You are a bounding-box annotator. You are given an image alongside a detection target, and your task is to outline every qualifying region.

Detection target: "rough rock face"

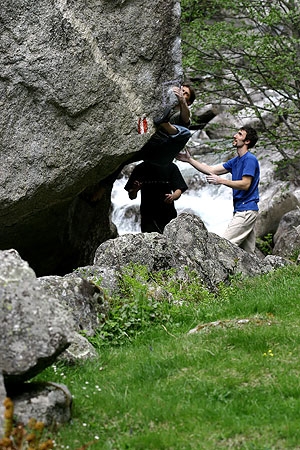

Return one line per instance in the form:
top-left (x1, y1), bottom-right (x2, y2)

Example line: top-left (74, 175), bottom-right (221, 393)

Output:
top-left (94, 228), bottom-right (198, 276)
top-left (0, 250), bottom-right (73, 385)
top-left (6, 382), bottom-right (73, 428)
top-left (164, 214), bottom-right (274, 288)
top-left (94, 213), bottom-right (276, 292)
top-left (0, 0), bottom-right (183, 275)
top-left (273, 209), bottom-right (300, 258)
top-left (38, 274), bottom-right (108, 337)
top-left (249, 146), bottom-right (300, 238)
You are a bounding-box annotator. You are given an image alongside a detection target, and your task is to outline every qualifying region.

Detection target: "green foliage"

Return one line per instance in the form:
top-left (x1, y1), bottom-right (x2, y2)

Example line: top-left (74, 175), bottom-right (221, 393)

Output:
top-left (146, 266), bottom-right (213, 304)
top-left (290, 248), bottom-right (300, 262)
top-left (90, 264), bottom-right (214, 347)
top-left (256, 233), bottom-right (274, 255)
top-left (91, 293), bottom-right (169, 347)
top-left (33, 265), bottom-right (300, 449)
top-left (181, 0), bottom-right (300, 159)
top-left (274, 155), bottom-right (300, 182)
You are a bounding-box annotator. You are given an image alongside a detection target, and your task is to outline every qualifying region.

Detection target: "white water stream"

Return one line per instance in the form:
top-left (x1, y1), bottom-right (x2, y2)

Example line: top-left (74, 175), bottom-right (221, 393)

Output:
top-left (111, 160), bottom-right (233, 236)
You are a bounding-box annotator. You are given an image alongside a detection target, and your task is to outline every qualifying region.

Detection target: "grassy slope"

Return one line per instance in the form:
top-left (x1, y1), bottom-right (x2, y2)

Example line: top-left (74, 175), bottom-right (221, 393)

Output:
top-left (34, 265), bottom-right (300, 450)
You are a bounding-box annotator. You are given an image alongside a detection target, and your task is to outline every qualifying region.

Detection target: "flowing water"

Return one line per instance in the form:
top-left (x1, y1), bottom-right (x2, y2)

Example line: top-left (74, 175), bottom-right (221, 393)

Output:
top-left (111, 160), bottom-right (233, 236)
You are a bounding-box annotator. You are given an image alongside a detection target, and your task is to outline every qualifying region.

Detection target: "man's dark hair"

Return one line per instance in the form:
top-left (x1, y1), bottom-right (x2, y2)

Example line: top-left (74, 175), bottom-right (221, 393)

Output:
top-left (182, 82), bottom-right (196, 105)
top-left (241, 126), bottom-right (258, 149)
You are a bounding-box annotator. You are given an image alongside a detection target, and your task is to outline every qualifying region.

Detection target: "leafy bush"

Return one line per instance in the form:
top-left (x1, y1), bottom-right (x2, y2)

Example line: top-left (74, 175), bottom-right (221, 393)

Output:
top-left (290, 248), bottom-right (300, 263)
top-left (90, 264), bottom-right (214, 347)
top-left (256, 233), bottom-right (274, 255)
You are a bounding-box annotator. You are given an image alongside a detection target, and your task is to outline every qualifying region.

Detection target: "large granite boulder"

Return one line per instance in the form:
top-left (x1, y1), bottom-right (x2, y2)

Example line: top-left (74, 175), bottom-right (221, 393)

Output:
top-left (5, 382), bottom-right (73, 429)
top-left (38, 274), bottom-right (108, 337)
top-left (256, 156), bottom-right (300, 238)
top-left (0, 249), bottom-right (73, 385)
top-left (94, 226), bottom-right (198, 276)
top-left (94, 213), bottom-right (278, 292)
top-left (273, 209), bottom-right (300, 258)
top-left (0, 0), bottom-right (183, 276)
top-left (163, 213), bottom-right (274, 289)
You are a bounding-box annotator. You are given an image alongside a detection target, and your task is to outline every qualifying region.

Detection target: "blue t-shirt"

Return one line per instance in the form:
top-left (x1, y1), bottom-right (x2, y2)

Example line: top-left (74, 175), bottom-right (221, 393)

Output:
top-left (223, 152), bottom-right (260, 212)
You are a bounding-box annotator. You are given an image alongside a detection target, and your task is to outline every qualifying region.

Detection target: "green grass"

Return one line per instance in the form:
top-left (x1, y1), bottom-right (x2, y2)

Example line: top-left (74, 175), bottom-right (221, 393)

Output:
top-left (33, 265), bottom-right (300, 450)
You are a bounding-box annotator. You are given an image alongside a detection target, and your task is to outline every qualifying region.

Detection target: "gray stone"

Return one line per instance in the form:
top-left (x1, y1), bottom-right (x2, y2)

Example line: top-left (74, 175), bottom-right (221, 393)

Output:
top-left (7, 382), bottom-right (72, 428)
top-left (164, 213), bottom-right (273, 290)
top-left (38, 274), bottom-right (108, 337)
top-left (0, 249), bottom-right (73, 384)
top-left (0, 0), bottom-right (183, 275)
top-left (94, 228), bottom-right (199, 280)
top-left (58, 332), bottom-right (98, 364)
top-left (71, 265), bottom-right (120, 297)
top-left (94, 213), bottom-right (274, 292)
top-left (273, 209), bottom-right (300, 259)
top-left (264, 254), bottom-right (294, 269)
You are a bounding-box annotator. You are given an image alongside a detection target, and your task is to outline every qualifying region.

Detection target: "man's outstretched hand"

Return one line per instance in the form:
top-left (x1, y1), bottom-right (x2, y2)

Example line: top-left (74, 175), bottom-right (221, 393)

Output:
top-left (176, 149), bottom-right (192, 162)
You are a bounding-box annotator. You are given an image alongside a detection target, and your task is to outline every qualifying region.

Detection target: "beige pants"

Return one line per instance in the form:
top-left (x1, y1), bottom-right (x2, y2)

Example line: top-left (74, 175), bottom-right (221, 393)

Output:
top-left (222, 210), bottom-right (259, 253)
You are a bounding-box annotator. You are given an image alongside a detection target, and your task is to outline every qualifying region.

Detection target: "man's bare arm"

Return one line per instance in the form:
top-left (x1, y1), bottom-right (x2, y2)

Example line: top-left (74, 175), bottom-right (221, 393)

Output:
top-left (172, 87), bottom-right (190, 125)
top-left (176, 149), bottom-right (227, 175)
top-left (206, 174), bottom-right (252, 190)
